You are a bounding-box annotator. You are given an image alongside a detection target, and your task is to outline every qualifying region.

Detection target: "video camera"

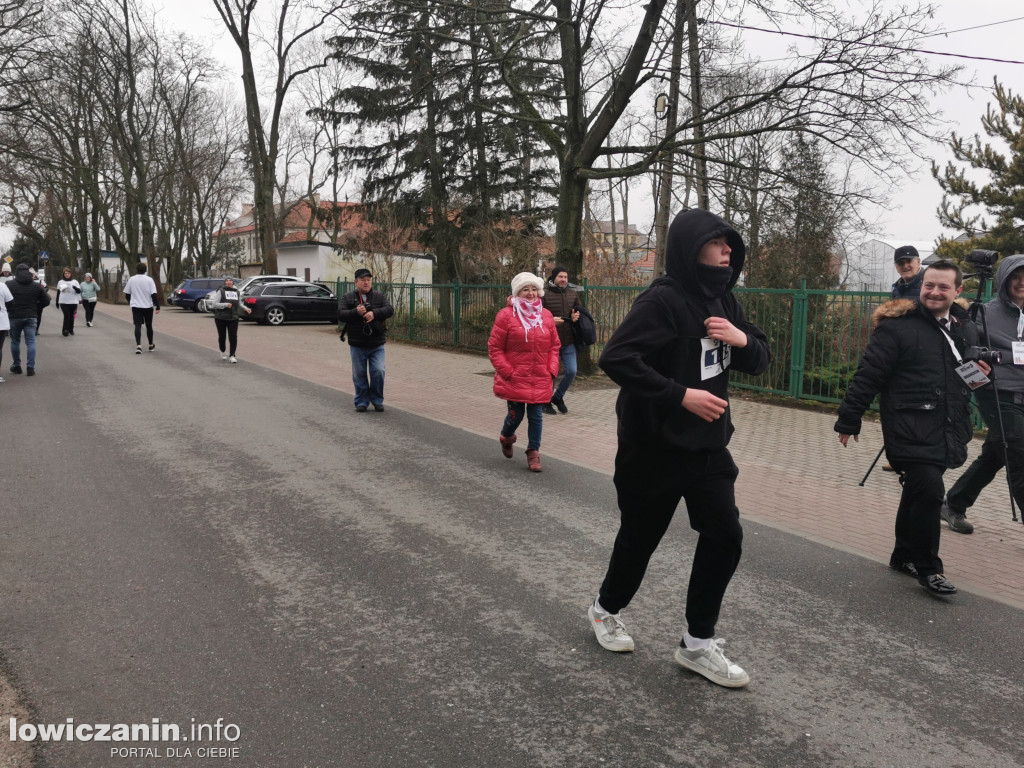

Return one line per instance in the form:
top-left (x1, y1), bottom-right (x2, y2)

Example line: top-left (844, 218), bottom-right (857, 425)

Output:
top-left (966, 248), bottom-right (999, 272)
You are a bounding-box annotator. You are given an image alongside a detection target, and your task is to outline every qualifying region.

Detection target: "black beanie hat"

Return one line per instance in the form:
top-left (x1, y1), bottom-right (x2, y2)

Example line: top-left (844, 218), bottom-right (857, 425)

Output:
top-left (549, 265), bottom-right (567, 281)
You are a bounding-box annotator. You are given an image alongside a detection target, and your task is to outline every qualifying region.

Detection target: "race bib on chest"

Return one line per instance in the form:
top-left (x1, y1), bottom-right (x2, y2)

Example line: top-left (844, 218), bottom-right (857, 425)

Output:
top-left (224, 290), bottom-right (239, 301)
top-left (700, 337), bottom-right (731, 381)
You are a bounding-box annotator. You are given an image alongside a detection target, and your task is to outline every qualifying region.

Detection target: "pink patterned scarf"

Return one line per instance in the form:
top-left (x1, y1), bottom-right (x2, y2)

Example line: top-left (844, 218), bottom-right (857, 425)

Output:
top-left (512, 297), bottom-right (545, 340)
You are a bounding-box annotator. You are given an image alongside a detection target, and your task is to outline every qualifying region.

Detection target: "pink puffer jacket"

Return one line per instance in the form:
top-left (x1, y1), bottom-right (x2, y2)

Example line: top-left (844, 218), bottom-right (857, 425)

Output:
top-left (488, 306), bottom-right (561, 404)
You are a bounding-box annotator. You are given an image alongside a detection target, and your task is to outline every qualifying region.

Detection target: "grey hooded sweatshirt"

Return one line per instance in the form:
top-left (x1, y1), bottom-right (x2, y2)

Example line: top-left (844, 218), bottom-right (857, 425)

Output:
top-left (977, 253), bottom-right (1024, 393)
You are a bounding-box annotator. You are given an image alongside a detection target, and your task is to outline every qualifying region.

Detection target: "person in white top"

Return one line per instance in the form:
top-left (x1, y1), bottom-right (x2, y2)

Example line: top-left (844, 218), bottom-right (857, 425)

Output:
top-left (123, 263), bottom-right (161, 354)
top-left (57, 267), bottom-right (82, 337)
top-left (0, 278), bottom-right (13, 382)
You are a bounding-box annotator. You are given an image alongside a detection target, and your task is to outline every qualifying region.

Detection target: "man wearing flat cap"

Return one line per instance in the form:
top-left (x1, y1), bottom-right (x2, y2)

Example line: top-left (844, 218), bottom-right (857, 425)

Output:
top-left (891, 245), bottom-right (923, 301)
top-left (338, 268), bottom-right (394, 412)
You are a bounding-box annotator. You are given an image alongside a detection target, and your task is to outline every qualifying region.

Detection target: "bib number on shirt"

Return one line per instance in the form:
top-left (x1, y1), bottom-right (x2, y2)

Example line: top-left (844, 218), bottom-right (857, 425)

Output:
top-left (700, 337), bottom-right (731, 381)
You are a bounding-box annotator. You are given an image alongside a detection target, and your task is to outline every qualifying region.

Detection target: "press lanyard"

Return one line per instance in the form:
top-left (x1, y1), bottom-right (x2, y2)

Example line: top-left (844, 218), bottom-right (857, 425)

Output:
top-left (937, 318), bottom-right (962, 363)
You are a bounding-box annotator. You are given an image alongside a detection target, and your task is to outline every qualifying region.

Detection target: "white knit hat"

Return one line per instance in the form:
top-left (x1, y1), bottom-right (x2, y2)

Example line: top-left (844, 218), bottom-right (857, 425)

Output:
top-left (510, 271), bottom-right (544, 297)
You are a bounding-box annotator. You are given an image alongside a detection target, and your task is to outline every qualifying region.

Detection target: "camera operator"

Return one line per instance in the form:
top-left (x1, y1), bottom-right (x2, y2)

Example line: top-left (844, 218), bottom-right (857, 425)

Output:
top-left (835, 260), bottom-right (990, 595)
top-left (941, 254), bottom-right (1024, 533)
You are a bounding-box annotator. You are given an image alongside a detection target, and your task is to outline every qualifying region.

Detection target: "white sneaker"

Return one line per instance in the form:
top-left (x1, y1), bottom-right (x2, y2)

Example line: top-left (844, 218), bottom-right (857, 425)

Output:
top-left (0, 376), bottom-right (5, 383)
top-left (221, 352), bottom-right (228, 360)
top-left (588, 603), bottom-right (634, 652)
top-left (229, 356), bottom-right (237, 364)
top-left (674, 639), bottom-right (750, 688)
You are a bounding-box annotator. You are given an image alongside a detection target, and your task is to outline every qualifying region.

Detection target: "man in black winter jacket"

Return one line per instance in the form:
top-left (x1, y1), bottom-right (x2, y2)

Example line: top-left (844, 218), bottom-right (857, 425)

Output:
top-left (7, 263), bottom-right (51, 375)
top-left (835, 260), bottom-right (988, 595)
top-left (338, 268), bottom-right (394, 412)
top-left (587, 209), bottom-right (771, 688)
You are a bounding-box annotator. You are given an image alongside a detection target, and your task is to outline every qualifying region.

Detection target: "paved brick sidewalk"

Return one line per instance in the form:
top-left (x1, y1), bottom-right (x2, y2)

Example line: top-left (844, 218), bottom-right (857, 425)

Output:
top-left (95, 302), bottom-right (1024, 609)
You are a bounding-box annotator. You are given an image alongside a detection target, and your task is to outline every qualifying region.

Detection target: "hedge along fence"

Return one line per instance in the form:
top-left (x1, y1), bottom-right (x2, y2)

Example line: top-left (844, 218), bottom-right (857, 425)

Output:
top-left (334, 278), bottom-right (903, 406)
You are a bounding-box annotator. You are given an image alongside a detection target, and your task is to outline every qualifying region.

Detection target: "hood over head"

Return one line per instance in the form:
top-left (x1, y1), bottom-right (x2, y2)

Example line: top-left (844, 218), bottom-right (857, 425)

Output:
top-left (663, 209), bottom-right (745, 295)
top-left (14, 263), bottom-right (33, 285)
top-left (995, 253), bottom-right (1024, 305)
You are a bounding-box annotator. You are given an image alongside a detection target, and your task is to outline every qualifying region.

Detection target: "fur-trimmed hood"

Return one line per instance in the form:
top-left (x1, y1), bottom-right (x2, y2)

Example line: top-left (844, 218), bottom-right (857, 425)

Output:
top-left (871, 297), bottom-right (969, 329)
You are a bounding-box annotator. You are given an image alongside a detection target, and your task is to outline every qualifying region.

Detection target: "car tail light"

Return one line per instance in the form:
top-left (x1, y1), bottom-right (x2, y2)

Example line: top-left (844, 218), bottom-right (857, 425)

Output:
top-left (244, 297), bottom-right (257, 305)
top-left (175, 289), bottom-right (185, 295)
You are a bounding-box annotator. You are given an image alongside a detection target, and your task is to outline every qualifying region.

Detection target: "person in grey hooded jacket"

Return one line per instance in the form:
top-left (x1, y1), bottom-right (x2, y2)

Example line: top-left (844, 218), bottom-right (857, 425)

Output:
top-left (941, 253), bottom-right (1024, 534)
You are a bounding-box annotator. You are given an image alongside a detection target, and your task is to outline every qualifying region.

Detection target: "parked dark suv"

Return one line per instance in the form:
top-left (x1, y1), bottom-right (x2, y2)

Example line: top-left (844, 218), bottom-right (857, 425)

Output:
top-left (168, 277), bottom-right (233, 312)
top-left (242, 282), bottom-right (339, 325)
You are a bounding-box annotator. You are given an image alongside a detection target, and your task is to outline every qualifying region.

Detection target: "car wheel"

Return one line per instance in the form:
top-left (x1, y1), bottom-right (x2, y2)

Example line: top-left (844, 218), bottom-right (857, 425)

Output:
top-left (266, 307), bottom-right (286, 325)
top-left (190, 300), bottom-right (200, 313)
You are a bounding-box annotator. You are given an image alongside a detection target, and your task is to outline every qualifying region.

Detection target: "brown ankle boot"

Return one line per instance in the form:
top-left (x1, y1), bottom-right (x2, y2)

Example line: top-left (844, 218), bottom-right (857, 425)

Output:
top-left (499, 433), bottom-right (516, 458)
top-left (525, 449), bottom-right (542, 472)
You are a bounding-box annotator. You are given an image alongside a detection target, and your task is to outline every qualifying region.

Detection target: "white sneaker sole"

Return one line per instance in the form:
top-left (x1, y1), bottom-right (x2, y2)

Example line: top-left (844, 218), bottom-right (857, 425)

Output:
top-left (673, 647), bottom-right (750, 688)
top-left (587, 605), bottom-right (634, 652)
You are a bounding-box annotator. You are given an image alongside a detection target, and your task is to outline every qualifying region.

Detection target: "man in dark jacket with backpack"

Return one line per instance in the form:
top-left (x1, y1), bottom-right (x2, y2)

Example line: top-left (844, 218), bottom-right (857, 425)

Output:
top-left (587, 209), bottom-right (771, 688)
top-left (338, 268), bottom-right (394, 412)
top-left (541, 266), bottom-right (583, 415)
top-left (835, 260), bottom-right (987, 596)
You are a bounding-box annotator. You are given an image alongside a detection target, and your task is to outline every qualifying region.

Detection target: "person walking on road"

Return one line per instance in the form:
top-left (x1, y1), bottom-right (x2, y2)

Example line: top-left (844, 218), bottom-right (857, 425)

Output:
top-left (80, 273), bottom-right (100, 327)
top-left (587, 209), bottom-right (771, 688)
top-left (57, 267), bottom-right (82, 337)
top-left (489, 272), bottom-right (560, 472)
top-left (30, 268), bottom-right (46, 334)
top-left (835, 260), bottom-right (987, 595)
top-left (211, 276), bottom-right (251, 363)
top-left (338, 268), bottom-right (394, 412)
top-left (940, 254), bottom-right (1024, 534)
top-left (124, 263), bottom-right (161, 354)
top-left (7, 263), bottom-right (50, 376)
top-left (541, 266), bottom-right (583, 415)
top-left (0, 277), bottom-right (12, 382)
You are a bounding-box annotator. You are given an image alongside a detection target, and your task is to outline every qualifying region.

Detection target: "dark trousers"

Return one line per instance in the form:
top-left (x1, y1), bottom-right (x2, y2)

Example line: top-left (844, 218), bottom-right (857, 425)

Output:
top-left (947, 390), bottom-right (1024, 514)
top-left (83, 300), bottom-right (97, 323)
top-left (60, 303), bottom-right (76, 334)
top-left (0, 329), bottom-right (6, 366)
top-left (598, 442), bottom-right (743, 640)
top-left (215, 318), bottom-right (239, 355)
top-left (131, 307), bottom-right (155, 345)
top-left (891, 462), bottom-right (945, 577)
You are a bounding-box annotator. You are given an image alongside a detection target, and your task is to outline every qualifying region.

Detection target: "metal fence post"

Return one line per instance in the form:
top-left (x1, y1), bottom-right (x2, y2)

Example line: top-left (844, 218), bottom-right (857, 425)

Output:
top-left (789, 280), bottom-right (809, 399)
top-left (453, 279), bottom-right (461, 347)
top-left (409, 279), bottom-right (415, 341)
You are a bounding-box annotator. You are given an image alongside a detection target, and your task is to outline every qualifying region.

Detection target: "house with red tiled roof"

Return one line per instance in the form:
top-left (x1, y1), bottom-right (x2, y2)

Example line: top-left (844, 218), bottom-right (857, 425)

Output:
top-left (214, 196), bottom-right (433, 284)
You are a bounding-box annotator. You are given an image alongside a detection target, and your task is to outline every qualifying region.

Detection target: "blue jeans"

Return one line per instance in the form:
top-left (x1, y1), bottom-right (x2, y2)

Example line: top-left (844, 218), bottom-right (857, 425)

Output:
top-left (502, 402), bottom-right (544, 451)
top-left (553, 343), bottom-right (577, 400)
top-left (9, 317), bottom-right (38, 368)
top-left (350, 345), bottom-right (386, 407)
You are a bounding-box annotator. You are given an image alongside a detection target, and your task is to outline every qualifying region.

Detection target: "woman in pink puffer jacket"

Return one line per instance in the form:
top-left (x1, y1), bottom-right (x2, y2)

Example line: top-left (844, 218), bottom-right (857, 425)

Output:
top-left (488, 272), bottom-right (561, 472)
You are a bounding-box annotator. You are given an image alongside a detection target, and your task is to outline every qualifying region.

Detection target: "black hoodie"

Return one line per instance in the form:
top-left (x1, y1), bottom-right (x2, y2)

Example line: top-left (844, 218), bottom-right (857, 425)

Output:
top-left (599, 209), bottom-right (771, 450)
top-left (7, 264), bottom-right (50, 319)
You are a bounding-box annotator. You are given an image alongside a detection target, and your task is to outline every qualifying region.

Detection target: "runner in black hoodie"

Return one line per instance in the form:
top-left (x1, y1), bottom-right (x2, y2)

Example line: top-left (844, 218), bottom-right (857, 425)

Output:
top-left (587, 208), bottom-right (771, 688)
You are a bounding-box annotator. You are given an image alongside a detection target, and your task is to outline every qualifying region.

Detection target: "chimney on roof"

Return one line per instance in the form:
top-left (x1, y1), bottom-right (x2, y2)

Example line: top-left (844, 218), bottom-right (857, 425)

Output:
top-left (312, 192), bottom-right (321, 206)
top-left (241, 203), bottom-right (254, 217)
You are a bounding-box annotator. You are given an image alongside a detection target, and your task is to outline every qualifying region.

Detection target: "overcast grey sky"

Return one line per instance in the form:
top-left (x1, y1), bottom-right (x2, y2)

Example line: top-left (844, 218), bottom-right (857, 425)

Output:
top-left (2, 1), bottom-right (1020, 252)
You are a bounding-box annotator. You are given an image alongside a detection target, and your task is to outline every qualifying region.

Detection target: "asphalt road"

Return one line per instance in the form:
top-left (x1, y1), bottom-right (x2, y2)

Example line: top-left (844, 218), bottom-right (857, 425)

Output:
top-left (1, 317), bottom-right (1023, 768)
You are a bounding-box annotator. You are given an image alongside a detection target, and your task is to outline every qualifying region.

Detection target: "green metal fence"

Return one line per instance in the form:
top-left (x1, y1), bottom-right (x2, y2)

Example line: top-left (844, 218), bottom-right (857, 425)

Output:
top-left (334, 278), bottom-right (907, 406)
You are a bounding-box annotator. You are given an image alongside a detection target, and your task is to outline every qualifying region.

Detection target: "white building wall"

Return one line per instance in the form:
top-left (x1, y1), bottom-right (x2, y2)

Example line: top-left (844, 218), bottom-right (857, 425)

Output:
top-left (843, 239), bottom-right (935, 292)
